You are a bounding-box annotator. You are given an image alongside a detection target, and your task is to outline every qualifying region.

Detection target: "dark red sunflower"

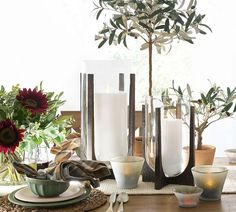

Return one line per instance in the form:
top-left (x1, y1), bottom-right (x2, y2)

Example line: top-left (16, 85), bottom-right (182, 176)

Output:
top-left (0, 119), bottom-right (25, 154)
top-left (16, 88), bottom-right (48, 115)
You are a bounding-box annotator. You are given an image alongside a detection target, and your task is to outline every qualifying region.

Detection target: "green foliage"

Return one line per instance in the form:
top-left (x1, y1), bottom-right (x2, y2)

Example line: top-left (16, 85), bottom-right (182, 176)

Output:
top-left (94, 0), bottom-right (211, 52)
top-left (0, 83), bottom-right (72, 151)
top-left (163, 81), bottom-right (236, 149)
top-left (93, 0), bottom-right (211, 96)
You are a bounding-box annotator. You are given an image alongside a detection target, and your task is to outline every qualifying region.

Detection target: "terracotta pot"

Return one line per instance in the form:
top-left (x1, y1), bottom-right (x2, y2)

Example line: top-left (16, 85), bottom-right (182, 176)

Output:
top-left (183, 145), bottom-right (216, 166)
top-left (134, 137), bottom-right (142, 157)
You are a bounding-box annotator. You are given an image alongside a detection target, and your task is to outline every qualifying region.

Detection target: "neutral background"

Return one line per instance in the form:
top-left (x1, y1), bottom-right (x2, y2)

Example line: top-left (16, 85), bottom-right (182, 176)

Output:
top-left (0, 0), bottom-right (235, 156)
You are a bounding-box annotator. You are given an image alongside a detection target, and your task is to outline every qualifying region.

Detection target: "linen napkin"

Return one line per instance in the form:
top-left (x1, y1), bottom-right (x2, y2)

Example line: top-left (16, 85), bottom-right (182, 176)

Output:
top-left (47, 160), bottom-right (111, 188)
top-left (13, 159), bottom-right (111, 188)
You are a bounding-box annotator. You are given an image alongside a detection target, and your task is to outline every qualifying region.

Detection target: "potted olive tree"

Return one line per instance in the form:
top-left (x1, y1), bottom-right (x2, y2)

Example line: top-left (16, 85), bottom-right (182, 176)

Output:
top-left (94, 0), bottom-right (211, 96)
top-left (163, 81), bottom-right (236, 165)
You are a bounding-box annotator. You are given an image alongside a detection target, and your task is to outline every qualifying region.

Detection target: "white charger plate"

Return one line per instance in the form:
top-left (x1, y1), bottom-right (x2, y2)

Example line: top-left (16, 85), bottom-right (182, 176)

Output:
top-left (8, 186), bottom-right (91, 209)
top-left (14, 182), bottom-right (84, 203)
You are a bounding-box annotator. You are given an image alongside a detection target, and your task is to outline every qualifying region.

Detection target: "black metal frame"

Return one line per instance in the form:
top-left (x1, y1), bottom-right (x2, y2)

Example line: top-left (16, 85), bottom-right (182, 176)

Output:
top-left (142, 105), bottom-right (195, 189)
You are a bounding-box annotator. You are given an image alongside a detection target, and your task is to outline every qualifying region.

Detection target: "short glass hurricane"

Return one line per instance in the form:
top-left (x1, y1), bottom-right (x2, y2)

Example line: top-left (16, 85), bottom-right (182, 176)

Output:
top-left (110, 156), bottom-right (144, 189)
top-left (191, 166), bottom-right (228, 201)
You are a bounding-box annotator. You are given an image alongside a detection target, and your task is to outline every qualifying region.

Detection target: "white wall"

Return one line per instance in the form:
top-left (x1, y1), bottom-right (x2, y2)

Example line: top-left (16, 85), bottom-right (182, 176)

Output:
top-left (0, 0), bottom-right (235, 156)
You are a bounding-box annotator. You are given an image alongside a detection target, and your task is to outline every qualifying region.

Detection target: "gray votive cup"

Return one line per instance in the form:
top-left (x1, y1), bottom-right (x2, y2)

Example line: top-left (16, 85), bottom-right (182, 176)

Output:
top-left (110, 156), bottom-right (144, 189)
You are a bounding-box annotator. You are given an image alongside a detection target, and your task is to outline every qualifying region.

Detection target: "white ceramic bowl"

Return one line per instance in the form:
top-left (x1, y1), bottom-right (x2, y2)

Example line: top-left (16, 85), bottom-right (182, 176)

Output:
top-left (225, 149), bottom-right (236, 164)
top-left (173, 185), bottom-right (203, 207)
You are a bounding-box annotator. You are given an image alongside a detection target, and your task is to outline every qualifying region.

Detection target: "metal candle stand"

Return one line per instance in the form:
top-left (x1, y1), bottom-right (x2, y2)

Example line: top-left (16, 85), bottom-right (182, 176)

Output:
top-left (80, 73), bottom-right (136, 161)
top-left (142, 106), bottom-right (195, 189)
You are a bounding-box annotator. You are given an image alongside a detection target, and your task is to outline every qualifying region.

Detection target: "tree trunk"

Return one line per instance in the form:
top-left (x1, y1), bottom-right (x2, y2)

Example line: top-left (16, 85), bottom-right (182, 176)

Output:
top-left (196, 130), bottom-right (203, 150)
top-left (148, 39), bottom-right (152, 96)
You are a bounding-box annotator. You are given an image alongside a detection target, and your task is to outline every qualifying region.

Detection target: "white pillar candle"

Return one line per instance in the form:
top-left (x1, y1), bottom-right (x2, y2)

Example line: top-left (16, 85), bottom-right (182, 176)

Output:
top-left (162, 119), bottom-right (182, 177)
top-left (94, 93), bottom-right (128, 161)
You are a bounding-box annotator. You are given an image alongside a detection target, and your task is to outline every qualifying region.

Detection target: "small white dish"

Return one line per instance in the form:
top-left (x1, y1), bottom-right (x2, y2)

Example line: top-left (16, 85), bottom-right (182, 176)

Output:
top-left (225, 149), bottom-right (236, 164)
top-left (15, 182), bottom-right (83, 203)
top-left (173, 185), bottom-right (203, 207)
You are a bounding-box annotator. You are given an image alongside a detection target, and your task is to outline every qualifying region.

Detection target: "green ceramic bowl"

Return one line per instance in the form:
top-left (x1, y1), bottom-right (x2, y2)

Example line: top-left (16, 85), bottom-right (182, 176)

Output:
top-left (27, 177), bottom-right (70, 197)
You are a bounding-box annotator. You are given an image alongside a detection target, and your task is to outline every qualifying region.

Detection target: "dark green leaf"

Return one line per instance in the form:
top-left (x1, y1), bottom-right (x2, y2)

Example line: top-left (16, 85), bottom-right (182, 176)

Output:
top-left (138, 22), bottom-right (149, 29)
top-left (110, 19), bottom-right (118, 29)
top-left (150, 9), bottom-right (162, 18)
top-left (137, 1), bottom-right (146, 10)
top-left (117, 2), bottom-right (125, 6)
top-left (155, 25), bottom-right (165, 30)
top-left (123, 36), bottom-right (128, 48)
top-left (109, 30), bottom-right (116, 45)
top-left (164, 18), bottom-right (170, 33)
top-left (162, 6), bottom-right (174, 13)
top-left (227, 87), bottom-right (231, 96)
top-left (139, 15), bottom-right (149, 20)
top-left (199, 24), bottom-right (212, 32)
top-left (116, 17), bottom-right (125, 28)
top-left (199, 29), bottom-right (207, 34)
top-left (234, 104), bottom-right (236, 112)
top-left (210, 93), bottom-right (218, 101)
top-left (222, 102), bottom-right (233, 112)
top-left (183, 38), bottom-right (194, 44)
top-left (185, 11), bottom-right (195, 31)
top-left (129, 32), bottom-right (138, 38)
top-left (154, 14), bottom-right (164, 25)
top-left (201, 93), bottom-right (208, 105)
top-left (206, 87), bottom-right (215, 99)
top-left (96, 9), bottom-right (103, 20)
top-left (178, 86), bottom-right (183, 96)
top-left (98, 38), bottom-right (107, 48)
top-left (175, 25), bottom-right (180, 33)
top-left (118, 31), bottom-right (124, 44)
top-left (99, 0), bottom-right (103, 7)
top-left (175, 15), bottom-right (184, 25)
top-left (193, 14), bottom-right (203, 24)
top-left (178, 12), bottom-right (187, 19)
top-left (146, 2), bottom-right (152, 9)
top-left (215, 98), bottom-right (225, 102)
top-left (0, 110), bottom-right (6, 120)
top-left (99, 28), bottom-right (109, 34)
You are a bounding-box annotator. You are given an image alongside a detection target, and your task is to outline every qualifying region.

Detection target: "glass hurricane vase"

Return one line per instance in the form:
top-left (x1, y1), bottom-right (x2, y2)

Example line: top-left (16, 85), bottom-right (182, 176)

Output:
top-left (144, 95), bottom-right (189, 177)
top-left (0, 152), bottom-right (26, 196)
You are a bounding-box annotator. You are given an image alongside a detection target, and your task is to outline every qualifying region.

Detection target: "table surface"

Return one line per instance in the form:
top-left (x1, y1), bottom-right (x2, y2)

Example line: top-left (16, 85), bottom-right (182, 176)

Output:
top-left (93, 157), bottom-right (236, 212)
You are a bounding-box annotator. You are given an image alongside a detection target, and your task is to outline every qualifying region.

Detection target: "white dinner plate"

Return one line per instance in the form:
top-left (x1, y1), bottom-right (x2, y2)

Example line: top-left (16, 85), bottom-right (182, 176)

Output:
top-left (14, 182), bottom-right (84, 203)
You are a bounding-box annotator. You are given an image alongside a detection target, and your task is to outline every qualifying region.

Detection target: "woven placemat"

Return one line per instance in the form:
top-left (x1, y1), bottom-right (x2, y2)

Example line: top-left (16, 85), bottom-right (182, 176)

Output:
top-left (99, 168), bottom-right (236, 195)
top-left (0, 189), bottom-right (107, 212)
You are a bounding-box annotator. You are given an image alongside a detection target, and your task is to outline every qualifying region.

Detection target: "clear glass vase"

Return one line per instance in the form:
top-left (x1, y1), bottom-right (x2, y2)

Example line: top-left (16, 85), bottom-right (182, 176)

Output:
top-left (23, 144), bottom-right (50, 170)
top-left (144, 95), bottom-right (189, 177)
top-left (0, 152), bottom-right (26, 196)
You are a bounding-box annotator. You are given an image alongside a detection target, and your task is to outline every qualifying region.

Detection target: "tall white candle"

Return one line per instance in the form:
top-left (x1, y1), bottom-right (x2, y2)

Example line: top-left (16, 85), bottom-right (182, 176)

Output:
top-left (94, 93), bottom-right (128, 161)
top-left (162, 119), bottom-right (182, 177)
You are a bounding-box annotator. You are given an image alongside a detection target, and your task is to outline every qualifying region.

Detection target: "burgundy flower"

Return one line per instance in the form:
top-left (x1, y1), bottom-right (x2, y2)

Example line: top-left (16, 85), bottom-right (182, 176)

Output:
top-left (0, 119), bottom-right (25, 154)
top-left (16, 88), bottom-right (48, 115)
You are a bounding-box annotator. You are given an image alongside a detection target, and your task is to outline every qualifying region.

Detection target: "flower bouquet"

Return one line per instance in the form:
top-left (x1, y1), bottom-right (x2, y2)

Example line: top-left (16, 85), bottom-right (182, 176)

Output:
top-left (0, 82), bottom-right (71, 185)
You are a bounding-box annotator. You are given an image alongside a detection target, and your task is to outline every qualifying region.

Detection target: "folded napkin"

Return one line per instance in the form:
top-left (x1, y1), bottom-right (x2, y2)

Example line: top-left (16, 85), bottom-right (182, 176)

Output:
top-left (13, 134), bottom-right (111, 188)
top-left (13, 160), bottom-right (111, 188)
top-left (47, 160), bottom-right (111, 188)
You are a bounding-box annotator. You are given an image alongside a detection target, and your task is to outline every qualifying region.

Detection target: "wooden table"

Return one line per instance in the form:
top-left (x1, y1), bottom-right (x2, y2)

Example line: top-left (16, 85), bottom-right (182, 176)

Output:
top-left (93, 194), bottom-right (236, 212)
top-left (92, 158), bottom-right (236, 212)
